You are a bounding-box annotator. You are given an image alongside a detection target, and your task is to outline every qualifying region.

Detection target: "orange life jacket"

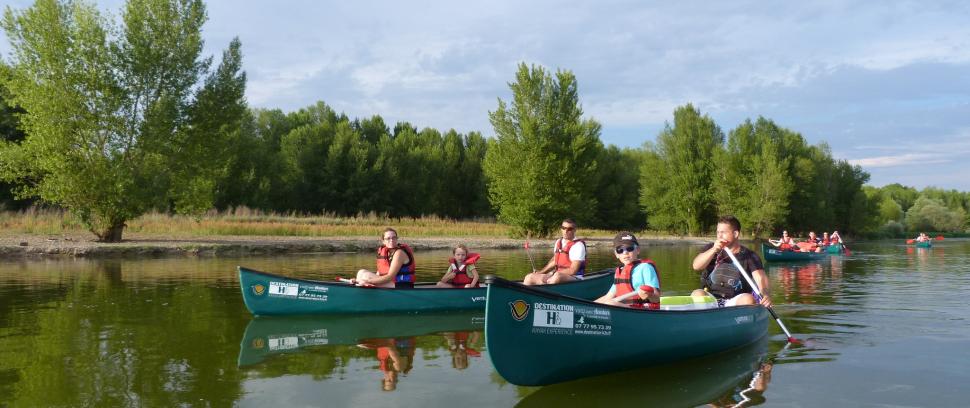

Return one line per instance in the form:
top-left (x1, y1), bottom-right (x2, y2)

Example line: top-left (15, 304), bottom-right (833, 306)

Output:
top-left (448, 253), bottom-right (480, 286)
top-left (613, 259), bottom-right (660, 309)
top-left (554, 239), bottom-right (586, 277)
top-left (377, 243), bottom-right (416, 283)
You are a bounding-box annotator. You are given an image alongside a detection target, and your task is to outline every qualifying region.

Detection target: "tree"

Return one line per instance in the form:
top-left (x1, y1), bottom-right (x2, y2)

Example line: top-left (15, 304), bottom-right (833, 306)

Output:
top-left (905, 196), bottom-right (965, 232)
top-left (0, 62), bottom-right (30, 210)
top-left (640, 104), bottom-right (723, 235)
top-left (713, 118), bottom-right (792, 237)
top-left (0, 0), bottom-right (246, 241)
top-left (483, 63), bottom-right (602, 236)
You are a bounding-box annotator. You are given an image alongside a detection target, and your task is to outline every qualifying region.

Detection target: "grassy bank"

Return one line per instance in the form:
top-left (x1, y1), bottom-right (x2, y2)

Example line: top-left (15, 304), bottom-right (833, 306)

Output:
top-left (0, 207), bottom-right (640, 239)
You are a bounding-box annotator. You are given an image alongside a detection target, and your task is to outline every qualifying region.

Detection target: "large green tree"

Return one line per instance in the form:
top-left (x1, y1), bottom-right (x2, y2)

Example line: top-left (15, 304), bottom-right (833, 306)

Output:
top-left (483, 63), bottom-right (602, 236)
top-left (0, 0), bottom-right (246, 241)
top-left (713, 118), bottom-right (792, 237)
top-left (640, 104), bottom-right (723, 235)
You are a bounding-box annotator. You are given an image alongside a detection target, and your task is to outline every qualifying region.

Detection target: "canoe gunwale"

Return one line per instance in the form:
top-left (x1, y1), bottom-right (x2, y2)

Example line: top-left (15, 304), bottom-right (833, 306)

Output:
top-left (239, 265), bottom-right (614, 291)
top-left (486, 276), bottom-right (764, 315)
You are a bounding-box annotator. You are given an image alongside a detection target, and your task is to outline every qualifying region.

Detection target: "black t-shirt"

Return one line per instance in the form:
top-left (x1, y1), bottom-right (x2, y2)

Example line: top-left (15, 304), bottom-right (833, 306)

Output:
top-left (699, 243), bottom-right (765, 296)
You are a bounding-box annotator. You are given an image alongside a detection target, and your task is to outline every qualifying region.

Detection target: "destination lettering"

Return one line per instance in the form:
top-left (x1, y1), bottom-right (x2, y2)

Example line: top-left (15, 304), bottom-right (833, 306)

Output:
top-left (534, 302), bottom-right (574, 312)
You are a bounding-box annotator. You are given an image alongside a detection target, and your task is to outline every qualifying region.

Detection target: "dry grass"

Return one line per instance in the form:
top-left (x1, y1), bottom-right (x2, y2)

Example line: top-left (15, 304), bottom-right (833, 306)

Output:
top-left (0, 206), bottom-right (662, 239)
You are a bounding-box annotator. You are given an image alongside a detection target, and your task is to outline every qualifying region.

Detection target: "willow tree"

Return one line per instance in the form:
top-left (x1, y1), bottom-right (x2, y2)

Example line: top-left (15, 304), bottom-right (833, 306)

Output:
top-left (0, 0), bottom-right (246, 241)
top-left (483, 63), bottom-right (602, 236)
top-left (640, 104), bottom-right (723, 235)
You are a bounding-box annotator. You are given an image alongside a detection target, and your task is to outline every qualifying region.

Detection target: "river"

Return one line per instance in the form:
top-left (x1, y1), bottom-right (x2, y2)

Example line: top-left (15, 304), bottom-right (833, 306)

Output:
top-left (1, 239), bottom-right (968, 407)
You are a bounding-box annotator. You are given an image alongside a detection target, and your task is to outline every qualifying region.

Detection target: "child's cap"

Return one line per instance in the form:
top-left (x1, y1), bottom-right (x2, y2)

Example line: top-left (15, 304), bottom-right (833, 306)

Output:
top-left (613, 232), bottom-right (638, 248)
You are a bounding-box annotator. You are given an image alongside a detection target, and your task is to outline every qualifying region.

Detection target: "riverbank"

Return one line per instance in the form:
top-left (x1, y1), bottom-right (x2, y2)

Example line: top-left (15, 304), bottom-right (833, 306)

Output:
top-left (0, 232), bottom-right (710, 259)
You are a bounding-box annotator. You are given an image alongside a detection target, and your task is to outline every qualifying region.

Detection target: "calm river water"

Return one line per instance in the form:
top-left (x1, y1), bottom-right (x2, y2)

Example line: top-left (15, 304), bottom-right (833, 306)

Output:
top-left (1, 239), bottom-right (969, 407)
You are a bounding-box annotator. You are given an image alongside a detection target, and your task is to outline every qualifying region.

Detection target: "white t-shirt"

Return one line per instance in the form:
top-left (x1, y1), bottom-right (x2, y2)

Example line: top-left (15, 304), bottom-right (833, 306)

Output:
top-left (554, 238), bottom-right (587, 262)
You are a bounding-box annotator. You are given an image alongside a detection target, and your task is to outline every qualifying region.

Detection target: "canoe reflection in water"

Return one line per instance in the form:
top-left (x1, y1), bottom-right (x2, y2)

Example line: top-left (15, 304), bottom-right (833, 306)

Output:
top-left (357, 337), bottom-right (416, 391)
top-left (516, 336), bottom-right (772, 408)
top-left (237, 311), bottom-right (484, 366)
top-left (443, 331), bottom-right (482, 370)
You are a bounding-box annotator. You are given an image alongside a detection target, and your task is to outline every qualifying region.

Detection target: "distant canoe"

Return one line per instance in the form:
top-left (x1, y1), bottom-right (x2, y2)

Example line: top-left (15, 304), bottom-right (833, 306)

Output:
top-left (762, 243), bottom-right (831, 262)
top-left (238, 311), bottom-right (484, 366)
top-left (238, 266), bottom-right (613, 316)
top-left (913, 241), bottom-right (932, 248)
top-left (484, 276), bottom-right (769, 386)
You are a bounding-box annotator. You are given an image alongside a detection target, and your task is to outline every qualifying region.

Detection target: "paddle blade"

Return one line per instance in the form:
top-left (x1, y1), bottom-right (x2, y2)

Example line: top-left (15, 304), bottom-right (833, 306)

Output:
top-left (936, 235), bottom-right (945, 241)
top-left (906, 239), bottom-right (915, 244)
top-left (787, 336), bottom-right (801, 344)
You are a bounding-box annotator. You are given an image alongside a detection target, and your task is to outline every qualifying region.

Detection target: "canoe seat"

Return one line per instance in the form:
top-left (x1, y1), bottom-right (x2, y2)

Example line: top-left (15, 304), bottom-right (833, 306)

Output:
top-left (659, 295), bottom-right (717, 310)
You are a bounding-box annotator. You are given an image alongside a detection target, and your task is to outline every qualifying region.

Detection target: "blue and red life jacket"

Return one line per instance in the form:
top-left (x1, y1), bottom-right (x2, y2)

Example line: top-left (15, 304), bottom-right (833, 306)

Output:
top-left (377, 243), bottom-right (416, 283)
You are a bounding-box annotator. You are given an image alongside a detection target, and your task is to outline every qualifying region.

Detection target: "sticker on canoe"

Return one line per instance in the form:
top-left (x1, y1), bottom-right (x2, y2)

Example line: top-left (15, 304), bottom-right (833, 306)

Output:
top-left (510, 300), bottom-right (531, 321)
top-left (471, 296), bottom-right (486, 302)
top-left (530, 303), bottom-right (613, 336)
top-left (297, 285), bottom-right (329, 302)
top-left (735, 315), bottom-right (753, 324)
top-left (251, 283), bottom-right (266, 296)
top-left (268, 336), bottom-right (299, 351)
top-left (269, 281), bottom-right (299, 297)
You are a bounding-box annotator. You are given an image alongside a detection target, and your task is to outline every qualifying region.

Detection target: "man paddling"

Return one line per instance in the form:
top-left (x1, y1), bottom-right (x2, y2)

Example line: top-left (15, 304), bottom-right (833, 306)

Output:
top-left (691, 215), bottom-right (772, 307)
top-left (523, 218), bottom-right (586, 285)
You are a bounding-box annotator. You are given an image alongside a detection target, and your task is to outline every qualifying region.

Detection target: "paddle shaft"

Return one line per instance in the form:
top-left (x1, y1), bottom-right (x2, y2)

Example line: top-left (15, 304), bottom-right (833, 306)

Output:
top-left (525, 243), bottom-right (537, 272)
top-left (722, 247), bottom-right (798, 342)
top-left (612, 285), bottom-right (653, 302)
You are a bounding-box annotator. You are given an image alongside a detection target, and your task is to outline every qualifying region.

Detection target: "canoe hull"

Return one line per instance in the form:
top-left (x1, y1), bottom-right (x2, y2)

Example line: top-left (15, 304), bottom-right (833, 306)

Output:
top-left (238, 266), bottom-right (613, 315)
top-left (484, 277), bottom-right (769, 386)
top-left (914, 241), bottom-right (932, 248)
top-left (762, 243), bottom-right (831, 262)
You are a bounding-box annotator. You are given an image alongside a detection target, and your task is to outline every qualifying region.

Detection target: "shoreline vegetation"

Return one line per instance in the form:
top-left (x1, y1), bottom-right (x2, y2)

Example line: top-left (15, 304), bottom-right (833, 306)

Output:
top-left (0, 208), bottom-right (709, 259)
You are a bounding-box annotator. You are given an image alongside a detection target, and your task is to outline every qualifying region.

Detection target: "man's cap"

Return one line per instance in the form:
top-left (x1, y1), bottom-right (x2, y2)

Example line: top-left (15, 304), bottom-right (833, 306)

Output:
top-left (613, 232), bottom-right (639, 248)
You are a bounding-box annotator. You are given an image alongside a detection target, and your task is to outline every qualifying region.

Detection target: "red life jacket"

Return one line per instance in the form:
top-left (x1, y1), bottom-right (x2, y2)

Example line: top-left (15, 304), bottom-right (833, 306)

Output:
top-left (613, 259), bottom-right (660, 309)
top-left (377, 243), bottom-right (416, 283)
top-left (779, 236), bottom-right (794, 251)
top-left (554, 239), bottom-right (586, 277)
top-left (448, 253), bottom-right (480, 286)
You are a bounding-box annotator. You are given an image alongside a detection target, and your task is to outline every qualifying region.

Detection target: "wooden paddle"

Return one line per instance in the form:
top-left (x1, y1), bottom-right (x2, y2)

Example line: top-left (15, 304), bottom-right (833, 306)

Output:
top-left (722, 247), bottom-right (800, 344)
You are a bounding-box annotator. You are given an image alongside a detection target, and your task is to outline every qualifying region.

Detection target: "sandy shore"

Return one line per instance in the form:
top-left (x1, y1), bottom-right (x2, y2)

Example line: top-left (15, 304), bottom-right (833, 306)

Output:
top-left (0, 232), bottom-right (709, 259)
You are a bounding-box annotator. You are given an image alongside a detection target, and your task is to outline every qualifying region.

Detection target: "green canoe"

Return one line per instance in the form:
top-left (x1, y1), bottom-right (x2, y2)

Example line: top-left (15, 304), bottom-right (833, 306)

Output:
top-left (238, 311), bottom-right (484, 366)
top-left (239, 266), bottom-right (613, 316)
top-left (914, 241), bottom-right (932, 248)
top-left (762, 242), bottom-right (831, 262)
top-left (484, 277), bottom-right (769, 386)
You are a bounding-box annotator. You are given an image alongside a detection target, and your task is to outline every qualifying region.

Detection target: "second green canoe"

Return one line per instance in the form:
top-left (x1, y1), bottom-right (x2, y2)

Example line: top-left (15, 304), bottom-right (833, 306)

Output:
top-left (239, 266), bottom-right (613, 316)
top-left (485, 277), bottom-right (769, 386)
top-left (762, 242), bottom-right (841, 262)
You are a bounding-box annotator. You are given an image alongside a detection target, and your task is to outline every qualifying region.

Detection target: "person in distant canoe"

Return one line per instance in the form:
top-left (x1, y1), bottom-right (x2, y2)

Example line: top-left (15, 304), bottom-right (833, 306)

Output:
top-left (830, 230), bottom-right (843, 244)
top-left (914, 232), bottom-right (931, 243)
top-left (772, 230), bottom-right (796, 251)
top-left (523, 218), bottom-right (586, 285)
top-left (798, 231), bottom-right (820, 252)
top-left (355, 227), bottom-right (416, 288)
top-left (436, 244), bottom-right (480, 288)
top-left (594, 232), bottom-right (661, 308)
top-left (821, 232), bottom-right (831, 247)
top-left (691, 215), bottom-right (772, 308)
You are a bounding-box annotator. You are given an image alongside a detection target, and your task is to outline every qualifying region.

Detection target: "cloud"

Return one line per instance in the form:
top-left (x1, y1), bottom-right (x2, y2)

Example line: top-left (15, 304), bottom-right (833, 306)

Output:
top-left (849, 153), bottom-right (950, 168)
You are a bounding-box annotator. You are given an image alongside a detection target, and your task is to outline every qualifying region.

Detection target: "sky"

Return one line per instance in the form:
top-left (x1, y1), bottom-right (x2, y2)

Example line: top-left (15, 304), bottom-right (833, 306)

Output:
top-left (2, 0), bottom-right (969, 190)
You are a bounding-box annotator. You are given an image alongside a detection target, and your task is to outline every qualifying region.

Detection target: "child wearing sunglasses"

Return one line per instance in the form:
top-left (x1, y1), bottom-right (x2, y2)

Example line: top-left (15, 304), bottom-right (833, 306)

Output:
top-left (594, 232), bottom-right (661, 308)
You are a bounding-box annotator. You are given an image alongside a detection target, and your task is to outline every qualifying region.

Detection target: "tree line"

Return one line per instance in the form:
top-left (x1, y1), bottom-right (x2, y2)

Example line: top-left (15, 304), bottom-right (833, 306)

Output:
top-left (1, 0), bottom-right (967, 240)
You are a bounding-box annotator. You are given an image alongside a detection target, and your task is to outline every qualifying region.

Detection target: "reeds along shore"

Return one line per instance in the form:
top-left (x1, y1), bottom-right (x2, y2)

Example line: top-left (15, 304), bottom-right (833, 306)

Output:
top-left (2, 207), bottom-right (636, 239)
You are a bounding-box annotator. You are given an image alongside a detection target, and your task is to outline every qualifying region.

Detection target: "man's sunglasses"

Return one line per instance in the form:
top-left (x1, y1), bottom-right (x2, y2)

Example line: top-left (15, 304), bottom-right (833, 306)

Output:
top-left (615, 245), bottom-right (637, 254)
top-left (560, 226), bottom-right (575, 231)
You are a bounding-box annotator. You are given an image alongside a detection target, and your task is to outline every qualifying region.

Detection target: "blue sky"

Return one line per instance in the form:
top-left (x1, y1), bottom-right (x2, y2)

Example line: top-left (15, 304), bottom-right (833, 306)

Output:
top-left (3, 1), bottom-right (969, 190)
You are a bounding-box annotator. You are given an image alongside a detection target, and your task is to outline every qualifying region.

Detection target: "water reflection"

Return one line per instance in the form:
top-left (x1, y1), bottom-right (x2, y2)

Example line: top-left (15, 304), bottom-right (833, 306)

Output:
top-left (516, 337), bottom-right (771, 407)
top-left (358, 337), bottom-right (416, 391)
top-left (238, 312), bottom-right (484, 366)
